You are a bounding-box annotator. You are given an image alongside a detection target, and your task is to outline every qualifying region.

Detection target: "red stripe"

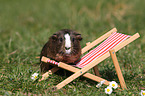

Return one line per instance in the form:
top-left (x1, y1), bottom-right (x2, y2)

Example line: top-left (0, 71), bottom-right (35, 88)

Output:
top-left (76, 33), bottom-right (129, 68)
top-left (81, 33), bottom-right (119, 61)
top-left (79, 36), bottom-right (128, 68)
top-left (76, 32), bottom-right (122, 66)
top-left (77, 35), bottom-right (125, 67)
top-left (77, 32), bottom-right (120, 64)
top-left (79, 32), bottom-right (117, 61)
top-left (47, 59), bottom-right (59, 65)
top-left (77, 36), bottom-right (126, 68)
top-left (79, 35), bottom-right (129, 68)
top-left (79, 35), bottom-right (128, 67)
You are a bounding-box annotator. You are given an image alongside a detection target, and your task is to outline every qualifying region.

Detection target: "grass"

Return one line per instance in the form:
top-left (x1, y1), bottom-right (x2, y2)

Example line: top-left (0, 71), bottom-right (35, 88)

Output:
top-left (0, 0), bottom-right (145, 95)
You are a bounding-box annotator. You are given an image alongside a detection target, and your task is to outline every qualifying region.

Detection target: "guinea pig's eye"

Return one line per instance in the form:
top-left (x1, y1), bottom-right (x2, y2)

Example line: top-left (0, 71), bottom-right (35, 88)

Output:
top-left (59, 38), bottom-right (63, 42)
top-left (72, 38), bottom-right (75, 42)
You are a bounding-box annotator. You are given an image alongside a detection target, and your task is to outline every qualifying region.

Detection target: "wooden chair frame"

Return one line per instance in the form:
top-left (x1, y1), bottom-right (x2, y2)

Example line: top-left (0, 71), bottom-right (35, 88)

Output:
top-left (40, 28), bottom-right (140, 89)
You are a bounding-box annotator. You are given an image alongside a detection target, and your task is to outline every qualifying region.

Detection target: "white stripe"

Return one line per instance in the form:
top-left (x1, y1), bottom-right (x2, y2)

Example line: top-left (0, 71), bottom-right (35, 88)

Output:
top-left (78, 33), bottom-right (123, 67)
top-left (79, 35), bottom-right (129, 68)
top-left (80, 34), bottom-right (126, 67)
top-left (76, 33), bottom-right (130, 68)
top-left (64, 34), bottom-right (71, 54)
top-left (78, 32), bottom-right (120, 65)
top-left (76, 32), bottom-right (119, 65)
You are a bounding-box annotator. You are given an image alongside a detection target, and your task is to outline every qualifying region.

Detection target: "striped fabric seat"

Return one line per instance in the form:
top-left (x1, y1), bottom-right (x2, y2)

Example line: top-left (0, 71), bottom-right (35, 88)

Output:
top-left (75, 32), bottom-right (130, 68)
top-left (45, 32), bottom-right (130, 68)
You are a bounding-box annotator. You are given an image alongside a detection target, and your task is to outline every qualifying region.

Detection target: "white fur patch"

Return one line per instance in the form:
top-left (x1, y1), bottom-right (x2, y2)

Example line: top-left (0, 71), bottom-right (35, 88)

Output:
top-left (64, 34), bottom-right (71, 54)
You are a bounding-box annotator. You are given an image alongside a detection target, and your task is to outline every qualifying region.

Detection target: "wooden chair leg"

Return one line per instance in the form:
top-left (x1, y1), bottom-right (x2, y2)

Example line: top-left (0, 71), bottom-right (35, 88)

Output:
top-left (56, 62), bottom-right (112, 89)
top-left (93, 65), bottom-right (101, 77)
top-left (39, 67), bottom-right (60, 81)
top-left (109, 49), bottom-right (127, 89)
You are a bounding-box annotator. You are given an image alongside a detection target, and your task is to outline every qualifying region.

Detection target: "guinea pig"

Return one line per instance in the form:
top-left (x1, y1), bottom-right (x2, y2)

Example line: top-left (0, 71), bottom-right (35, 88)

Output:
top-left (40, 29), bottom-right (82, 73)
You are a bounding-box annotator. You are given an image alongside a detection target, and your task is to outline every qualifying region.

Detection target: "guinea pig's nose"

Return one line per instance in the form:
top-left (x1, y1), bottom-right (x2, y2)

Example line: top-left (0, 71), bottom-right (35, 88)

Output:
top-left (65, 47), bottom-right (71, 50)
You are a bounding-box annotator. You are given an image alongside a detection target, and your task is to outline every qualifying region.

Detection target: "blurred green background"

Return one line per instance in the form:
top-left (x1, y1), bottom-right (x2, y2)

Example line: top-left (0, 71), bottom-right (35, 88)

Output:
top-left (0, 0), bottom-right (145, 95)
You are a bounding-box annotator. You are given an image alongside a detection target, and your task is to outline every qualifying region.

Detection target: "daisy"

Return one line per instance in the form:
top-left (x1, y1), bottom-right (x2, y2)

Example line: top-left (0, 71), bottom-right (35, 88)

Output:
top-left (109, 81), bottom-right (118, 89)
top-left (105, 86), bottom-right (113, 95)
top-left (31, 73), bottom-right (39, 80)
top-left (141, 90), bottom-right (145, 96)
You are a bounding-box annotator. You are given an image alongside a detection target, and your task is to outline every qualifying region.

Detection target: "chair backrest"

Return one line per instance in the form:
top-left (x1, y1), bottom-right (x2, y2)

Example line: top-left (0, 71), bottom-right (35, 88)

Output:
top-left (75, 32), bottom-right (130, 68)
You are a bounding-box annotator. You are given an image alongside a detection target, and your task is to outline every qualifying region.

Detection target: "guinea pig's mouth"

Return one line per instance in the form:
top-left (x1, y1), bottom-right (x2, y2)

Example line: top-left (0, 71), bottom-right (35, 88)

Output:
top-left (65, 47), bottom-right (71, 54)
top-left (65, 49), bottom-right (71, 54)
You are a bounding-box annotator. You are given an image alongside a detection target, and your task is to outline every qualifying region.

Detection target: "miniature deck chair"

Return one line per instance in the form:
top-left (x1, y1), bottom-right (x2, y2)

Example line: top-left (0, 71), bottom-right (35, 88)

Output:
top-left (40, 28), bottom-right (140, 89)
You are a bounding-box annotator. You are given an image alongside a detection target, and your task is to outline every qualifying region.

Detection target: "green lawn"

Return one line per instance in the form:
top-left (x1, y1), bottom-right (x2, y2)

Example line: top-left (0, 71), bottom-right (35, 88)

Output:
top-left (0, 0), bottom-right (145, 95)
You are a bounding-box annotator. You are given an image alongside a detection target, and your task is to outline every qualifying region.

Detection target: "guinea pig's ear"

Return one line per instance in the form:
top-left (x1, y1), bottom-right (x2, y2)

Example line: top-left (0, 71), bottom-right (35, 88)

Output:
top-left (76, 34), bottom-right (82, 41)
top-left (51, 34), bottom-right (58, 40)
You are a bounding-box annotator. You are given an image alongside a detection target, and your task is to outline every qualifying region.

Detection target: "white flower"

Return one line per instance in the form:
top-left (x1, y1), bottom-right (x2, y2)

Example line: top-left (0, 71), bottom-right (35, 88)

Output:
top-left (105, 86), bottom-right (113, 95)
top-left (96, 80), bottom-right (105, 88)
top-left (141, 90), bottom-right (145, 96)
top-left (109, 81), bottom-right (118, 89)
top-left (31, 73), bottom-right (39, 80)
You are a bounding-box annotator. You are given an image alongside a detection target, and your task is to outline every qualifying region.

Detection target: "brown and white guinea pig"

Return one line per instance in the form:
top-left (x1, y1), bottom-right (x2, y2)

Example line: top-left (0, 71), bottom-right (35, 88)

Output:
top-left (40, 29), bottom-right (82, 73)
